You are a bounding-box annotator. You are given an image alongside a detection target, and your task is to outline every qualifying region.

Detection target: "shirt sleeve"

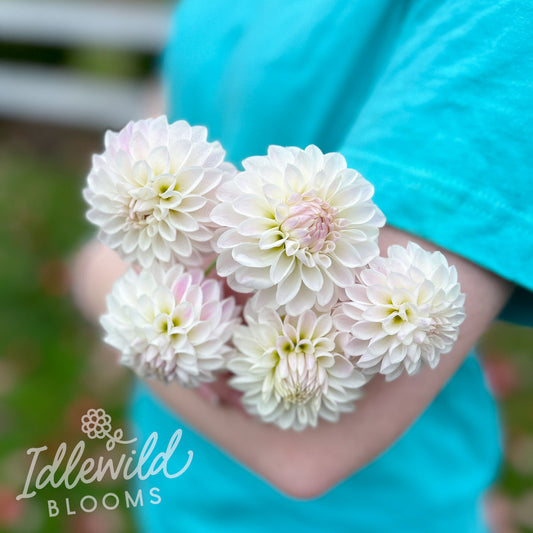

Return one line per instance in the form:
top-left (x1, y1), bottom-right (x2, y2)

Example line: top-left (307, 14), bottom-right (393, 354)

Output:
top-left (339, 0), bottom-right (533, 326)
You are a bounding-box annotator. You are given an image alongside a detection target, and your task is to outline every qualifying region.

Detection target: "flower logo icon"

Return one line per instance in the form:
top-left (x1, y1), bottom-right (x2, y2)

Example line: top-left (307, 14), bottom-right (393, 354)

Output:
top-left (80, 408), bottom-right (136, 450)
top-left (81, 408), bottom-right (112, 440)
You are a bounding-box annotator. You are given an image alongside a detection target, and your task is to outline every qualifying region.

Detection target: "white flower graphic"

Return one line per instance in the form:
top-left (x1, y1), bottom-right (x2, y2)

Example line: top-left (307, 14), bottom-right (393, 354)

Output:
top-left (81, 408), bottom-right (112, 439)
top-left (80, 408), bottom-right (136, 450)
top-left (211, 145), bottom-right (385, 314)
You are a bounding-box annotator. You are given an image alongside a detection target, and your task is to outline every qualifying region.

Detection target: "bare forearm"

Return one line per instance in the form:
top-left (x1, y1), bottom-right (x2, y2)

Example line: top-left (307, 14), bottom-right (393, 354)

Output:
top-left (72, 231), bottom-right (512, 497)
top-left (146, 227), bottom-right (513, 498)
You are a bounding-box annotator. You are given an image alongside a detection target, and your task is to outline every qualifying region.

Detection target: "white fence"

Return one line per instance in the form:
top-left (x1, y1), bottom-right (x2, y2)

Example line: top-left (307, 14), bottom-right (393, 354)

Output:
top-left (0, 1), bottom-right (173, 129)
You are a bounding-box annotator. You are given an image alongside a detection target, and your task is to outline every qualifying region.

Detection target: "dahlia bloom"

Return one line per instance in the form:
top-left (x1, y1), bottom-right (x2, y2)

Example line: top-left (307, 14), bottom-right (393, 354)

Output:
top-left (335, 242), bottom-right (465, 381)
top-left (84, 116), bottom-right (235, 268)
top-left (228, 305), bottom-right (367, 431)
top-left (100, 264), bottom-right (240, 387)
top-left (211, 145), bottom-right (385, 314)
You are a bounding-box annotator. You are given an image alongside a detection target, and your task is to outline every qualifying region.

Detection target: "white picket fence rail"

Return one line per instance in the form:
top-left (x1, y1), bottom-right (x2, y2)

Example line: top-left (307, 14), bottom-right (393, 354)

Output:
top-left (0, 1), bottom-right (173, 129)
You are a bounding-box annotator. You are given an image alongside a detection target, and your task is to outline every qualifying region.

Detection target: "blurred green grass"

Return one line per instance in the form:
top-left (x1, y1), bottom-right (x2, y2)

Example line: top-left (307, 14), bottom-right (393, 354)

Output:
top-left (0, 123), bottom-right (135, 533)
top-left (0, 121), bottom-right (532, 532)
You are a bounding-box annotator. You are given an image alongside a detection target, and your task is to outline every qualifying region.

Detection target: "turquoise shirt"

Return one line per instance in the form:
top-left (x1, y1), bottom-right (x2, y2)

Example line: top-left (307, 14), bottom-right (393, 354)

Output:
top-left (131, 0), bottom-right (532, 531)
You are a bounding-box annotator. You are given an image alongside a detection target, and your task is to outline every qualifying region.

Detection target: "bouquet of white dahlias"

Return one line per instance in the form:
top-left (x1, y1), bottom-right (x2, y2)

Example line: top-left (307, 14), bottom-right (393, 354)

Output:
top-left (84, 116), bottom-right (465, 431)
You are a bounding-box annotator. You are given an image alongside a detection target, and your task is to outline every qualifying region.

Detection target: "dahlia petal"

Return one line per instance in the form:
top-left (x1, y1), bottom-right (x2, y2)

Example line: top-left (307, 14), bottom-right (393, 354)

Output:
top-left (285, 163), bottom-right (306, 192)
top-left (238, 217), bottom-right (277, 237)
top-left (270, 253), bottom-right (295, 284)
top-left (168, 210), bottom-right (199, 231)
top-left (130, 131), bottom-right (150, 159)
top-left (259, 228), bottom-right (286, 250)
top-left (211, 202), bottom-right (244, 227)
top-left (178, 195), bottom-right (208, 212)
top-left (316, 277), bottom-right (335, 306)
top-left (301, 265), bottom-right (324, 291)
top-left (233, 195), bottom-right (272, 218)
top-left (147, 146), bottom-right (170, 175)
top-left (267, 145), bottom-right (292, 170)
top-left (325, 259), bottom-right (355, 287)
top-left (217, 229), bottom-right (243, 248)
top-left (234, 266), bottom-right (273, 289)
top-left (284, 287), bottom-right (316, 315)
top-left (232, 244), bottom-right (279, 268)
top-left (332, 240), bottom-right (363, 268)
top-left (276, 268), bottom-right (302, 305)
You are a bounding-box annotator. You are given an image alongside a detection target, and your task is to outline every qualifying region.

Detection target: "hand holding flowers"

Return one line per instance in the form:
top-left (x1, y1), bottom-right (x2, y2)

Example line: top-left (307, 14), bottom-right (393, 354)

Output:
top-left (84, 116), bottom-right (465, 431)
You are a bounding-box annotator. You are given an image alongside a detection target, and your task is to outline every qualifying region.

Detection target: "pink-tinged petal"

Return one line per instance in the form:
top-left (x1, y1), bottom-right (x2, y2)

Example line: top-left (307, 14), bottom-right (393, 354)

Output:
top-left (172, 274), bottom-right (192, 302)
top-left (200, 300), bottom-right (221, 322)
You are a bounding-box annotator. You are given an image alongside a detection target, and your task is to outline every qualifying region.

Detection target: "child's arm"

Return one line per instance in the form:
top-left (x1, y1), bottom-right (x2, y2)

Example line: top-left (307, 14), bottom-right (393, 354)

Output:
top-left (73, 225), bottom-right (513, 499)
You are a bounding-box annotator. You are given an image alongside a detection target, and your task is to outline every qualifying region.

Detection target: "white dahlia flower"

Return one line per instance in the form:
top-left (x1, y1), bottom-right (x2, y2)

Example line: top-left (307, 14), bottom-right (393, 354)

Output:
top-left (334, 242), bottom-right (465, 381)
top-left (228, 305), bottom-right (367, 431)
top-left (211, 145), bottom-right (385, 314)
top-left (84, 116), bottom-right (235, 268)
top-left (100, 264), bottom-right (241, 386)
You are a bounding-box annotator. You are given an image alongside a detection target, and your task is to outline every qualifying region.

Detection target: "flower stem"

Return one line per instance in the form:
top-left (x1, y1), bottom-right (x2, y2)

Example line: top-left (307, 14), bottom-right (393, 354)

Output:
top-left (204, 258), bottom-right (217, 276)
